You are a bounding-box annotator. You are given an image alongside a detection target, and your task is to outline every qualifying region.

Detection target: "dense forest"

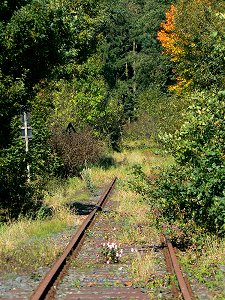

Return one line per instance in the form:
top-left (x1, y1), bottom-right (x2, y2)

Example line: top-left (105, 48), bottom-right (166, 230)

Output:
top-left (0, 0), bottom-right (224, 234)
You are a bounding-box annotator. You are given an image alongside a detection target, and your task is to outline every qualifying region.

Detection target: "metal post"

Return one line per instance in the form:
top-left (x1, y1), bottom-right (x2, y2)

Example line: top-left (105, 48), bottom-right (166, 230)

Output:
top-left (24, 110), bottom-right (30, 182)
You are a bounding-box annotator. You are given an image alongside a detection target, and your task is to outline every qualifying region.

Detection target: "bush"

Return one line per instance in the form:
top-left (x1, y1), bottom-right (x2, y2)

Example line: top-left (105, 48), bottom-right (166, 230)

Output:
top-left (123, 87), bottom-right (190, 141)
top-left (154, 91), bottom-right (225, 235)
top-left (0, 141), bottom-right (42, 220)
top-left (0, 111), bottom-right (61, 220)
top-left (49, 126), bottom-right (103, 177)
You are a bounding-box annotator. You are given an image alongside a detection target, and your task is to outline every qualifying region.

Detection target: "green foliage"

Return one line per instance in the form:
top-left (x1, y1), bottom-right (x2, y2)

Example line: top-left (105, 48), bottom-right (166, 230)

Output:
top-left (80, 166), bottom-right (97, 196)
top-left (0, 0), bottom-right (103, 149)
top-left (100, 0), bottom-right (173, 122)
top-left (124, 92), bottom-right (225, 237)
top-left (0, 0), bottom-right (32, 22)
top-left (128, 0), bottom-right (173, 91)
top-left (127, 164), bottom-right (151, 199)
top-left (0, 140), bottom-right (41, 219)
top-left (0, 0), bottom-right (103, 218)
top-left (154, 91), bottom-right (225, 235)
top-left (132, 86), bottom-right (189, 139)
top-left (45, 52), bottom-right (124, 150)
top-left (2, 0), bottom-right (101, 82)
top-left (0, 84), bottom-right (59, 219)
top-left (172, 0), bottom-right (225, 91)
top-left (0, 73), bottom-right (26, 149)
top-left (48, 55), bottom-right (108, 127)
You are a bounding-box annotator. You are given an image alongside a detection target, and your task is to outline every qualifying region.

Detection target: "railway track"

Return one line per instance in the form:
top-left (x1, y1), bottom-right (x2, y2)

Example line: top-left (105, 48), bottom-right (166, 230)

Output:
top-left (160, 233), bottom-right (196, 300)
top-left (29, 176), bottom-right (197, 300)
top-left (30, 177), bottom-right (118, 300)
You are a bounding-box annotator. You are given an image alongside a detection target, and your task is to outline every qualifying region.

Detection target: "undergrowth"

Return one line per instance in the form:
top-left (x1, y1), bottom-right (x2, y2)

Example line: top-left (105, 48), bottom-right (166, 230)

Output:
top-left (122, 136), bottom-right (225, 297)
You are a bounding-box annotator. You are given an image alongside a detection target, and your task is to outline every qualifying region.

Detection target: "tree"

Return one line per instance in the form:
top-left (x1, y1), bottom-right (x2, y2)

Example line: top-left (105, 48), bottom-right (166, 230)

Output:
top-left (0, 0), bottom-right (102, 148)
top-left (157, 0), bottom-right (225, 93)
top-left (0, 0), bottom-right (104, 218)
top-left (100, 0), bottom-right (172, 124)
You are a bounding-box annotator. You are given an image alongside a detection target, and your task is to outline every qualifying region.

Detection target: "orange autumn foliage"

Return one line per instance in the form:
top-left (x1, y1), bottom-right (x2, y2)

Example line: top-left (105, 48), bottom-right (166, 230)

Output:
top-left (157, 4), bottom-right (192, 93)
top-left (157, 4), bottom-right (184, 62)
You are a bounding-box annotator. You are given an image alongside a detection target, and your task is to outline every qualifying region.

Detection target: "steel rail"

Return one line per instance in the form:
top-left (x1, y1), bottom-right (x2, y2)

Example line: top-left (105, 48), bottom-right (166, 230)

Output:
top-left (30, 177), bottom-right (117, 300)
top-left (161, 233), bottom-right (195, 300)
top-left (160, 234), bottom-right (180, 298)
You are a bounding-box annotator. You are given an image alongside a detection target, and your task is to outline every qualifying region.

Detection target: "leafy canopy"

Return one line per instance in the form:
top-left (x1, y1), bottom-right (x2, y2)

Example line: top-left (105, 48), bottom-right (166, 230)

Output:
top-left (157, 0), bottom-right (225, 93)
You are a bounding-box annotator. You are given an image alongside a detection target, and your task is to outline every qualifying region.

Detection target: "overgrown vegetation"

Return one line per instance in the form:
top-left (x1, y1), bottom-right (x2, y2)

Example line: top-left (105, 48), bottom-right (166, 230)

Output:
top-left (154, 92), bottom-right (225, 236)
top-left (0, 206), bottom-right (79, 273)
top-left (0, 1), bottom-right (224, 295)
top-left (127, 93), bottom-right (225, 236)
top-left (0, 139), bottom-right (224, 297)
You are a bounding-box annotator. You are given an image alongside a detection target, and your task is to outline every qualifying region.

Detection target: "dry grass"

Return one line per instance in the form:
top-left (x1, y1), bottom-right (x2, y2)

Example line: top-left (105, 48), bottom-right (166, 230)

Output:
top-left (114, 146), bottom-right (173, 172)
top-left (115, 190), bottom-right (150, 224)
top-left (201, 237), bottom-right (225, 265)
top-left (178, 236), bottom-right (225, 297)
top-left (187, 236), bottom-right (225, 277)
top-left (113, 189), bottom-right (159, 242)
top-left (43, 176), bottom-right (87, 208)
top-left (91, 144), bottom-right (173, 187)
top-left (0, 238), bottom-right (63, 273)
top-left (91, 164), bottom-right (126, 186)
top-left (0, 208), bottom-right (78, 252)
top-left (131, 252), bottom-right (156, 283)
top-left (0, 169), bottom-right (86, 274)
top-left (0, 205), bottom-right (81, 273)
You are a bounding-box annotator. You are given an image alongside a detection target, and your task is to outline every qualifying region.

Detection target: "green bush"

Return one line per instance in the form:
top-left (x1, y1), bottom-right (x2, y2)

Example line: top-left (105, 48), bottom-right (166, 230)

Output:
top-left (0, 108), bottom-right (60, 220)
top-left (123, 87), bottom-right (190, 141)
top-left (154, 91), bottom-right (225, 235)
top-left (0, 141), bottom-right (41, 220)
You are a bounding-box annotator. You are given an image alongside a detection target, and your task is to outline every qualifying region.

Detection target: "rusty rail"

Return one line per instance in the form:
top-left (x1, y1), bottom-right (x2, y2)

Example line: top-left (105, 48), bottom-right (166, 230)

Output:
top-left (30, 177), bottom-right (117, 300)
top-left (161, 233), bottom-right (196, 300)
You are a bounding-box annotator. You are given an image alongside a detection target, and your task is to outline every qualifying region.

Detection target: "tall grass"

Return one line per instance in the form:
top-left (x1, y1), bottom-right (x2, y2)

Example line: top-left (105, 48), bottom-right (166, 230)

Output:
top-left (0, 179), bottom-right (84, 274)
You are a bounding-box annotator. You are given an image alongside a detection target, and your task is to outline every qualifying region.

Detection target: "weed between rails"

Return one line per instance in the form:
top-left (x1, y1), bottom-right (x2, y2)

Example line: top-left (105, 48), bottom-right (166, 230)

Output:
top-left (80, 166), bottom-right (97, 196)
top-left (106, 185), bottom-right (167, 296)
top-left (100, 242), bottom-right (123, 264)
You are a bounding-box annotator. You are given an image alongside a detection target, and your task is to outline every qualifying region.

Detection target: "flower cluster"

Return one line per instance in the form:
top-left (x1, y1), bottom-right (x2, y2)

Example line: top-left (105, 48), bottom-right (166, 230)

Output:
top-left (101, 242), bottom-right (123, 264)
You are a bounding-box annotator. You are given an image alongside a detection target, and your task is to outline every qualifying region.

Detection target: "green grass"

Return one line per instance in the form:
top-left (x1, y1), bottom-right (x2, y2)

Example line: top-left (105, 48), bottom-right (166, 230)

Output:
top-left (0, 206), bottom-right (81, 274)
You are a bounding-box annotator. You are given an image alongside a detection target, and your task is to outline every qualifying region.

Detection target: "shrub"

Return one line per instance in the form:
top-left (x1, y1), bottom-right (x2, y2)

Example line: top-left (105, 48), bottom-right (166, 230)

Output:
top-left (0, 141), bottom-right (42, 220)
top-left (154, 91), bottom-right (225, 235)
top-left (49, 126), bottom-right (103, 177)
top-left (123, 87), bottom-right (190, 141)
